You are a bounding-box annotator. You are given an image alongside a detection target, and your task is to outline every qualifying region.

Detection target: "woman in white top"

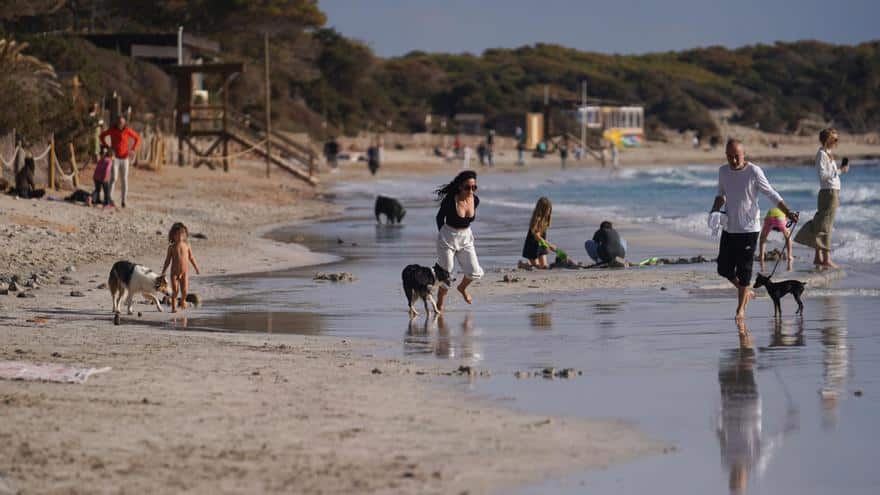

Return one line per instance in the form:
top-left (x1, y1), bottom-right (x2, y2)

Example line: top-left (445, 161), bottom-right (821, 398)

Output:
top-left (794, 128), bottom-right (849, 269)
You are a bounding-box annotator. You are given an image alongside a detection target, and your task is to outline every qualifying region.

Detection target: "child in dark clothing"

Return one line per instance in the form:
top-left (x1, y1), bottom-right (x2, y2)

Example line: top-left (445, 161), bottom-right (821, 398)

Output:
top-left (93, 147), bottom-right (113, 206)
top-left (520, 197), bottom-right (563, 269)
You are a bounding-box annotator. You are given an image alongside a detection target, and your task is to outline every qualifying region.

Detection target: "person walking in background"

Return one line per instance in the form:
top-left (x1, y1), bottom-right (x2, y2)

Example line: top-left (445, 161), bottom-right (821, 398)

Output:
top-left (585, 220), bottom-right (627, 265)
top-left (323, 136), bottom-right (340, 171)
top-left (99, 115), bottom-right (140, 208)
top-left (435, 171), bottom-right (483, 310)
top-left (559, 135), bottom-right (569, 169)
top-left (477, 141), bottom-right (487, 166)
top-left (92, 146), bottom-right (113, 207)
top-left (367, 143), bottom-right (380, 176)
top-left (515, 126), bottom-right (526, 166)
top-left (485, 129), bottom-right (495, 167)
top-left (794, 128), bottom-right (849, 269)
top-left (462, 144), bottom-right (472, 169)
top-left (709, 139), bottom-right (798, 321)
top-left (521, 197), bottom-right (557, 269)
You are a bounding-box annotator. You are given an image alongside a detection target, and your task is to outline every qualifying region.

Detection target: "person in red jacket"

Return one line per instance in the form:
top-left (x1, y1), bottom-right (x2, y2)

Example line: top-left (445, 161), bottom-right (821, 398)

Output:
top-left (99, 116), bottom-right (140, 208)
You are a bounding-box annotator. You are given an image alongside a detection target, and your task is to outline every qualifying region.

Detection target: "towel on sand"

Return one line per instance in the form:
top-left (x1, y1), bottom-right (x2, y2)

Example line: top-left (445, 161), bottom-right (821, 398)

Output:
top-left (0, 360), bottom-right (111, 384)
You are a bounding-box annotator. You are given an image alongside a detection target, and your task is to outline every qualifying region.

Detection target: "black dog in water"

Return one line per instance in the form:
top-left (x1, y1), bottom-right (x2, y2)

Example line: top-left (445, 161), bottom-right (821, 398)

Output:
top-left (375, 195), bottom-right (406, 224)
top-left (754, 273), bottom-right (806, 316)
top-left (401, 263), bottom-right (451, 317)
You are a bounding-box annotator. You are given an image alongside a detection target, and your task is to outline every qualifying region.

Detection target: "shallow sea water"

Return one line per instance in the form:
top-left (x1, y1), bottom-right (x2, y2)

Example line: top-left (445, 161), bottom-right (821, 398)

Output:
top-left (187, 166), bottom-right (880, 494)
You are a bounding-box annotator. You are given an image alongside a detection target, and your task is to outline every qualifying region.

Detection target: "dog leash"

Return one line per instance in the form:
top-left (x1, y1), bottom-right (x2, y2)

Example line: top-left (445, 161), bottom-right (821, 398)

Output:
top-left (768, 215), bottom-right (799, 278)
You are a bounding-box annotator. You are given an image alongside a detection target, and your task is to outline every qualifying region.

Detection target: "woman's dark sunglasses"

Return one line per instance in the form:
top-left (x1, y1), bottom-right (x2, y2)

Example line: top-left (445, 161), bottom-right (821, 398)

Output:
top-left (462, 184), bottom-right (478, 191)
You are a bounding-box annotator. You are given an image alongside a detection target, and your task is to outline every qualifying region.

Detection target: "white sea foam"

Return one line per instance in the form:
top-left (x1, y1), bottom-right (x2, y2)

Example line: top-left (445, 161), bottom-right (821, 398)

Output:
top-left (831, 230), bottom-right (880, 263)
top-left (807, 288), bottom-right (880, 298)
top-left (841, 185), bottom-right (880, 204)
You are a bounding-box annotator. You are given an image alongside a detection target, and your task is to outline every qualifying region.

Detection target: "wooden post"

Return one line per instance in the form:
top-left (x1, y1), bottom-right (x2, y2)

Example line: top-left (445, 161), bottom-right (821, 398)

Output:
top-left (48, 135), bottom-right (56, 190)
top-left (223, 76), bottom-right (230, 172)
top-left (68, 142), bottom-right (80, 189)
top-left (12, 128), bottom-right (18, 179)
top-left (12, 128), bottom-right (19, 176)
top-left (264, 32), bottom-right (271, 178)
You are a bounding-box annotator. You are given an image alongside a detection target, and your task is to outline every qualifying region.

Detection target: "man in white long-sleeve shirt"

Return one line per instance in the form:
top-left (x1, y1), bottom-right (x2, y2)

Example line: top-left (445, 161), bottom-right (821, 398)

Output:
top-left (710, 139), bottom-right (799, 322)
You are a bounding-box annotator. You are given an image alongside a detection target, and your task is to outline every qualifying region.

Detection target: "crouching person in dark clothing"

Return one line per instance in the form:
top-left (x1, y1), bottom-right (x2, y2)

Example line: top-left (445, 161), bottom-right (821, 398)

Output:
top-left (585, 221), bottom-right (627, 264)
top-left (12, 154), bottom-right (46, 199)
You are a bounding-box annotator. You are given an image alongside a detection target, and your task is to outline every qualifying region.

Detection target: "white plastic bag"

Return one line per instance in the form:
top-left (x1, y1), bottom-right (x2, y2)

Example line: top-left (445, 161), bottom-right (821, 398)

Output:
top-left (707, 211), bottom-right (724, 237)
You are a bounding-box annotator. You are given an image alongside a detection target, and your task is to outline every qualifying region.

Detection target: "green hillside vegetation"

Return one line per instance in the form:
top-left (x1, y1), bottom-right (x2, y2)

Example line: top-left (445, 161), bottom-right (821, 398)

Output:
top-left (1, 1), bottom-right (879, 144)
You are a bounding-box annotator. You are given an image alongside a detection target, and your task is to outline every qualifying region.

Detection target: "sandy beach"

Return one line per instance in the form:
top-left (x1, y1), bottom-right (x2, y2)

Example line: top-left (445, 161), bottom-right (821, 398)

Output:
top-left (343, 131), bottom-right (880, 176)
top-left (0, 159), bottom-right (670, 494)
top-left (2, 137), bottom-right (879, 493)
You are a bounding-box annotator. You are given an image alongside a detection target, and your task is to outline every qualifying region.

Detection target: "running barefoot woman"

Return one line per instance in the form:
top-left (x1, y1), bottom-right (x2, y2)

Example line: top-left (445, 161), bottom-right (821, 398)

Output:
top-left (710, 139), bottom-right (798, 321)
top-left (435, 171), bottom-right (484, 311)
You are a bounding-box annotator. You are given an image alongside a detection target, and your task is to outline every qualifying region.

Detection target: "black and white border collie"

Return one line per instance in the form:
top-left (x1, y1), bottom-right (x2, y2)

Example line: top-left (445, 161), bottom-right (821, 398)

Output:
top-left (108, 261), bottom-right (171, 315)
top-left (401, 263), bottom-right (451, 317)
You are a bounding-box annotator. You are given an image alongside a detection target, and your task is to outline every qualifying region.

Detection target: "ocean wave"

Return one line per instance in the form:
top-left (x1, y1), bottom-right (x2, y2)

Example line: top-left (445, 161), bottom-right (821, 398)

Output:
top-left (485, 198), bottom-right (622, 218)
top-left (841, 185), bottom-right (880, 204)
top-left (773, 184), bottom-right (880, 204)
top-left (807, 288), bottom-right (880, 298)
top-left (773, 182), bottom-right (819, 194)
top-left (651, 176), bottom-right (718, 188)
top-left (831, 230), bottom-right (880, 262)
top-left (332, 178), bottom-right (434, 199)
top-left (630, 212), bottom-right (712, 236)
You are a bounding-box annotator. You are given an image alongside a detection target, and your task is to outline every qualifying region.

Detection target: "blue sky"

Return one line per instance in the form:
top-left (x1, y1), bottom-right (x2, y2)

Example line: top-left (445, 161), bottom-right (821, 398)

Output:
top-left (320, 0), bottom-right (878, 57)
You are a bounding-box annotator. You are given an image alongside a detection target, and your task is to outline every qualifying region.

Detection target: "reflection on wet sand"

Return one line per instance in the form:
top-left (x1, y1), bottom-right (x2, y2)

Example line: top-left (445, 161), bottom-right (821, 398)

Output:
top-left (717, 321), bottom-right (799, 494)
top-left (183, 311), bottom-right (324, 335)
top-left (764, 317), bottom-right (805, 349)
top-left (594, 301), bottom-right (625, 334)
top-left (529, 312), bottom-right (552, 330)
top-left (818, 297), bottom-right (849, 429)
top-left (403, 314), bottom-right (481, 362)
top-left (375, 223), bottom-right (405, 243)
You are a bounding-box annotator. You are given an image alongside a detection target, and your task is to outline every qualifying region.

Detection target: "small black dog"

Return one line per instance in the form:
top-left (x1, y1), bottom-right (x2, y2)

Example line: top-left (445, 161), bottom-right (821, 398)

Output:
top-left (375, 195), bottom-right (406, 224)
top-left (402, 263), bottom-right (451, 316)
top-left (753, 273), bottom-right (806, 316)
top-left (64, 189), bottom-right (92, 204)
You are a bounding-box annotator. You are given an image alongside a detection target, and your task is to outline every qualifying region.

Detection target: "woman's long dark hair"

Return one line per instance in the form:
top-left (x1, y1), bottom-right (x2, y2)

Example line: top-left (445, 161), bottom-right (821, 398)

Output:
top-left (435, 170), bottom-right (477, 201)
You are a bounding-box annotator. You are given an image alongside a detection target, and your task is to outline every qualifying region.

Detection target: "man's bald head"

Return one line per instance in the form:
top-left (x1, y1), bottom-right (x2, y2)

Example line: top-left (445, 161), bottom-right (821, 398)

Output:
top-left (726, 138), bottom-right (745, 169)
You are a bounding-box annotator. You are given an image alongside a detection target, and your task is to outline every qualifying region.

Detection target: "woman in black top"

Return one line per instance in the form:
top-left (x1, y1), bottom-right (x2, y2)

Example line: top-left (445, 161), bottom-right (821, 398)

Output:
top-left (435, 170), bottom-right (484, 311)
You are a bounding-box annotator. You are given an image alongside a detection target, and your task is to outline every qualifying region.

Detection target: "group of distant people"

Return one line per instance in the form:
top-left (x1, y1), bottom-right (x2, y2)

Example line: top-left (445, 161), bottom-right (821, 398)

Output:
top-left (431, 128), bottom-right (850, 334)
top-left (323, 136), bottom-right (381, 176)
top-left (93, 115), bottom-right (141, 208)
top-left (5, 115), bottom-right (140, 207)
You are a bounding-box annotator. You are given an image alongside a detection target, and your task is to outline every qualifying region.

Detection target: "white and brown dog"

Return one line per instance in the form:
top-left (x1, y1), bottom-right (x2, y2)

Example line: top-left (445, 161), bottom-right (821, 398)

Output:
top-left (108, 261), bottom-right (171, 315)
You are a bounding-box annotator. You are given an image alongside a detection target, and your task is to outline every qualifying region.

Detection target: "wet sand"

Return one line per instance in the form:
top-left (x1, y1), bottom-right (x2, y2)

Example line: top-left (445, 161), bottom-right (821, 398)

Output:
top-left (0, 160), bottom-right (663, 494)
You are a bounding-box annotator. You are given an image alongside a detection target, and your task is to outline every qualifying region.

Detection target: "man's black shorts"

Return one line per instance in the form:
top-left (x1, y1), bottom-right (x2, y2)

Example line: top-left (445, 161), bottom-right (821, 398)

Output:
top-left (717, 231), bottom-right (759, 286)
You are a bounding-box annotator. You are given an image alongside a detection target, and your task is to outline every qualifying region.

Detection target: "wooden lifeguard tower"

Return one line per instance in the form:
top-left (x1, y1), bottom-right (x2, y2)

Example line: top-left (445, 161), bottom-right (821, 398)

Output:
top-left (167, 63), bottom-right (241, 171)
top-left (166, 63), bottom-right (317, 184)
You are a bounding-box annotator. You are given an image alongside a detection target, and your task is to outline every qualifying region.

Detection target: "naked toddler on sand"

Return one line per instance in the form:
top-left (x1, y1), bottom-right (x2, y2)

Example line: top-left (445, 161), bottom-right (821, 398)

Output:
top-left (161, 222), bottom-right (201, 313)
